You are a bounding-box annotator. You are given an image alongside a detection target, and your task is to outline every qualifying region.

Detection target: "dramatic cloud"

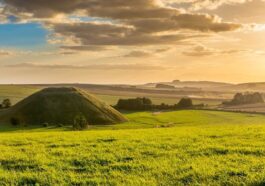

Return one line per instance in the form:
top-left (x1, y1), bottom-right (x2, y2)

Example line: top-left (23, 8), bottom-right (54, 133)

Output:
top-left (48, 22), bottom-right (209, 47)
top-left (0, 0), bottom-right (242, 51)
top-left (166, 0), bottom-right (258, 10)
top-left (1, 0), bottom-right (177, 19)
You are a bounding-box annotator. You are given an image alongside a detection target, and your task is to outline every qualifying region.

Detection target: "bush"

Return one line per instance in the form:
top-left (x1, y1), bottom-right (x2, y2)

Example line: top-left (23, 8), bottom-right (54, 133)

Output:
top-left (10, 117), bottom-right (20, 126)
top-left (2, 99), bottom-right (11, 108)
top-left (73, 114), bottom-right (88, 130)
top-left (115, 97), bottom-right (153, 111)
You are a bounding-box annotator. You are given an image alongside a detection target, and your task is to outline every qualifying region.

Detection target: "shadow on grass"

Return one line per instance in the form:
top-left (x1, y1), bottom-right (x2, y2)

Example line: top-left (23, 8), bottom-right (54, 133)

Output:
top-left (0, 123), bottom-right (72, 133)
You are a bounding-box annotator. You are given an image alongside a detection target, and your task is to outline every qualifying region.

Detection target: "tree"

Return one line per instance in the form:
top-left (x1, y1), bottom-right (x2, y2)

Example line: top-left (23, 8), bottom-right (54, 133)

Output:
top-left (116, 97), bottom-right (153, 111)
top-left (176, 98), bottom-right (193, 109)
top-left (2, 99), bottom-right (11, 108)
top-left (223, 92), bottom-right (264, 106)
top-left (73, 114), bottom-right (88, 130)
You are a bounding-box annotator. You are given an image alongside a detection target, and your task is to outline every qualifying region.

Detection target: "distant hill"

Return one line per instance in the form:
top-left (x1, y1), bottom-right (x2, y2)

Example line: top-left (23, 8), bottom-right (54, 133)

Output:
top-left (221, 82), bottom-right (265, 92)
top-left (156, 84), bottom-right (175, 89)
top-left (0, 87), bottom-right (128, 125)
top-left (171, 80), bottom-right (233, 88)
top-left (144, 80), bottom-right (265, 92)
top-left (144, 80), bottom-right (233, 89)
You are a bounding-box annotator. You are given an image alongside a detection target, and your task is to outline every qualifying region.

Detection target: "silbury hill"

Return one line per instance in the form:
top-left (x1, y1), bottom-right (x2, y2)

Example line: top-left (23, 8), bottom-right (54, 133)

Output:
top-left (0, 87), bottom-right (128, 125)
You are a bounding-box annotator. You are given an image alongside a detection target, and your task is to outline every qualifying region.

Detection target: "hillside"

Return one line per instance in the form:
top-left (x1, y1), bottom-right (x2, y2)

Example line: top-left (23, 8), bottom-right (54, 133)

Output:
top-left (171, 80), bottom-right (233, 88)
top-left (221, 82), bottom-right (265, 92)
top-left (0, 87), bottom-right (128, 125)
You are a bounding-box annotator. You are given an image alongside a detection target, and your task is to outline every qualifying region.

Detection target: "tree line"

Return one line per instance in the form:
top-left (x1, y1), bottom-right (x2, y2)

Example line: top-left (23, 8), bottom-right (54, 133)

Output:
top-left (223, 92), bottom-right (264, 106)
top-left (114, 97), bottom-right (201, 111)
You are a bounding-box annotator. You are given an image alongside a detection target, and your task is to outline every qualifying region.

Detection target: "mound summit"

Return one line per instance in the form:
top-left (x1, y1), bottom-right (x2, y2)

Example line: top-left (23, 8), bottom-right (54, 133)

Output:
top-left (1, 87), bottom-right (128, 125)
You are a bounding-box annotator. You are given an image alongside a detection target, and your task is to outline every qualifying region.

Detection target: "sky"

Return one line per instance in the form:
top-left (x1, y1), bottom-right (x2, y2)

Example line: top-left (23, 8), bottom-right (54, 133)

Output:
top-left (0, 0), bottom-right (265, 84)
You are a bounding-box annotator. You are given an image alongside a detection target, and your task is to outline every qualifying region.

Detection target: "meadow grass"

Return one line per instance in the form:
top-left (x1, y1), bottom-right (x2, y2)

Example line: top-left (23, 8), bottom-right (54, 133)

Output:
top-left (1, 110), bottom-right (265, 185)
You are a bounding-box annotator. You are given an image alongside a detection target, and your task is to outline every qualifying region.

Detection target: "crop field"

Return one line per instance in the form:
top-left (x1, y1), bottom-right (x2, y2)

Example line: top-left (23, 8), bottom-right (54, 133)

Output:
top-left (1, 110), bottom-right (265, 185)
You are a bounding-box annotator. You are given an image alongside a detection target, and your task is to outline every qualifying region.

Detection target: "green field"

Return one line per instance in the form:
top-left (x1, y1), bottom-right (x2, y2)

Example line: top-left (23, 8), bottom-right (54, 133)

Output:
top-left (0, 85), bottom-right (40, 104)
top-left (1, 110), bottom-right (265, 185)
top-left (0, 85), bottom-right (221, 106)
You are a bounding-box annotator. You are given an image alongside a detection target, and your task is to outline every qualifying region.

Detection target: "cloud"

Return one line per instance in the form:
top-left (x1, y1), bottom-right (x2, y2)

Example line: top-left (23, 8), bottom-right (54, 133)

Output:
top-left (48, 21), bottom-right (209, 47)
top-left (127, 13), bottom-right (241, 33)
top-left (6, 63), bottom-right (166, 71)
top-left (1, 0), bottom-right (177, 19)
top-left (202, 0), bottom-right (265, 23)
top-left (0, 0), bottom-right (242, 51)
top-left (182, 45), bottom-right (245, 57)
top-left (60, 45), bottom-right (107, 51)
top-left (0, 7), bottom-right (7, 23)
top-left (166, 0), bottom-right (257, 11)
top-left (122, 47), bottom-right (170, 58)
top-left (0, 49), bottom-right (12, 56)
top-left (123, 51), bottom-right (153, 58)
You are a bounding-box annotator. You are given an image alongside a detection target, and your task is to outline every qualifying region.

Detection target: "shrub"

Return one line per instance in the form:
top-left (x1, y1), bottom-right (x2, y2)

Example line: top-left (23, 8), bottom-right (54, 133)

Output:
top-left (10, 117), bottom-right (20, 126)
top-left (115, 97), bottom-right (153, 111)
top-left (73, 114), bottom-right (88, 130)
top-left (2, 99), bottom-right (11, 108)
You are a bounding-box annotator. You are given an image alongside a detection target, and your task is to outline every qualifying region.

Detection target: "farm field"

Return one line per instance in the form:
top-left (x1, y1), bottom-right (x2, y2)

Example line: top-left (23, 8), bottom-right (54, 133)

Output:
top-left (220, 103), bottom-right (265, 113)
top-left (0, 85), bottom-right (222, 106)
top-left (1, 110), bottom-right (265, 185)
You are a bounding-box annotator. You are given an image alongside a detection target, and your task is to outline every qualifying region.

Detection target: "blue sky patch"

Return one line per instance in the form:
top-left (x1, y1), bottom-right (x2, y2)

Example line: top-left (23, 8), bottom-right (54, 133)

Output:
top-left (0, 23), bottom-right (50, 50)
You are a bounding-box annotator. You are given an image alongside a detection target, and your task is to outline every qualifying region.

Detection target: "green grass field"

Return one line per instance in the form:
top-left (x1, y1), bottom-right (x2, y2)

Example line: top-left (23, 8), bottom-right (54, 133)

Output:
top-left (1, 110), bottom-right (265, 185)
top-left (0, 85), bottom-right (221, 106)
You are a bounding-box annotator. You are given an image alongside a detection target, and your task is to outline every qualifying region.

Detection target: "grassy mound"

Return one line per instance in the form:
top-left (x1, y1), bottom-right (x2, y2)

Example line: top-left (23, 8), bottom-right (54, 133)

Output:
top-left (0, 87), bottom-right (128, 125)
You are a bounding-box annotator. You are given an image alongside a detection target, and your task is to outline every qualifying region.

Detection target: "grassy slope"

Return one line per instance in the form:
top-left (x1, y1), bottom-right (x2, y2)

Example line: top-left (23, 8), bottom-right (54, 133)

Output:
top-left (1, 87), bottom-right (128, 125)
top-left (1, 110), bottom-right (265, 185)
